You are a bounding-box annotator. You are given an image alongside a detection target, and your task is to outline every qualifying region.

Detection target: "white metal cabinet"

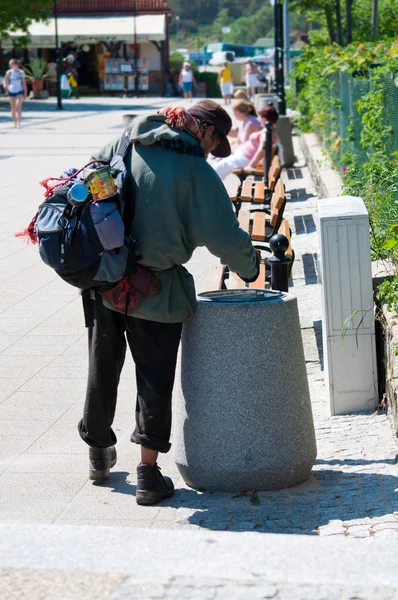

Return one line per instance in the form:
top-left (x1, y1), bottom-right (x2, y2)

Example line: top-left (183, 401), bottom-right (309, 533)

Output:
top-left (318, 196), bottom-right (378, 415)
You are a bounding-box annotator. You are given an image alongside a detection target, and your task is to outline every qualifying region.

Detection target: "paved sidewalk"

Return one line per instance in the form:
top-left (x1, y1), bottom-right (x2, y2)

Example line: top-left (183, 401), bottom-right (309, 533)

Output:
top-left (0, 98), bottom-right (397, 541)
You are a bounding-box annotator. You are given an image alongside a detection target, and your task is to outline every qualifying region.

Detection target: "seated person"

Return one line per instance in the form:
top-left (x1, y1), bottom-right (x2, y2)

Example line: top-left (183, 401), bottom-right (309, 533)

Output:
top-left (228, 100), bottom-right (261, 147)
top-left (213, 105), bottom-right (279, 181)
top-left (233, 89), bottom-right (251, 102)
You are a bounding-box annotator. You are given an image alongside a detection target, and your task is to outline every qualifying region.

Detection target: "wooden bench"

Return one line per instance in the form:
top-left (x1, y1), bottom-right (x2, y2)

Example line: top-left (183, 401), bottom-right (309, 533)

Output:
top-left (233, 151), bottom-right (280, 187)
top-left (231, 155), bottom-right (281, 208)
top-left (204, 216), bottom-right (293, 293)
top-left (238, 179), bottom-right (286, 240)
top-left (205, 263), bottom-right (268, 292)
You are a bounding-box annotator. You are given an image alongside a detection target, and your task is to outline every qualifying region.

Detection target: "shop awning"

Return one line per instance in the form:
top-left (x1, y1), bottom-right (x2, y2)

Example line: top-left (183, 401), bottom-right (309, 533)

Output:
top-left (1, 15), bottom-right (166, 48)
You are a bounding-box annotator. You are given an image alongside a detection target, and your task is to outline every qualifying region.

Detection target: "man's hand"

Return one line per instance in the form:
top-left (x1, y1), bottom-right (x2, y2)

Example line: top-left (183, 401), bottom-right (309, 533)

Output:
top-left (255, 249), bottom-right (262, 265)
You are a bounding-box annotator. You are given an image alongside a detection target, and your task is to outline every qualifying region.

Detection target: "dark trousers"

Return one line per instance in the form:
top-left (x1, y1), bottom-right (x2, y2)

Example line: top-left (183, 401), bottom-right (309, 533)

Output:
top-left (78, 305), bottom-right (182, 453)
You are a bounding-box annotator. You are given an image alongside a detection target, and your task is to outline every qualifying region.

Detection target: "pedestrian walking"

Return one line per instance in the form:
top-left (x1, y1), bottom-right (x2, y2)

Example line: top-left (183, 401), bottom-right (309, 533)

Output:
top-left (245, 59), bottom-right (259, 100)
top-left (179, 62), bottom-right (195, 100)
top-left (218, 62), bottom-right (234, 105)
top-left (64, 54), bottom-right (80, 99)
top-left (3, 59), bottom-right (27, 129)
top-left (46, 55), bottom-right (58, 97)
top-left (78, 100), bottom-right (260, 505)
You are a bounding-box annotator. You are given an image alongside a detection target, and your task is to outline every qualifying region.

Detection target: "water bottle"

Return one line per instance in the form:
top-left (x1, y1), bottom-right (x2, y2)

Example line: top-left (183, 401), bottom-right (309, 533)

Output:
top-left (67, 183), bottom-right (89, 207)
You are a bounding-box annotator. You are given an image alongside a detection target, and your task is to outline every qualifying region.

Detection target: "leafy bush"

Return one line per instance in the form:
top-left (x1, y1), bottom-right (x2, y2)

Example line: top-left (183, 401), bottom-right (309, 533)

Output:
top-left (197, 72), bottom-right (221, 98)
top-left (295, 38), bottom-right (398, 306)
top-left (169, 51), bottom-right (186, 75)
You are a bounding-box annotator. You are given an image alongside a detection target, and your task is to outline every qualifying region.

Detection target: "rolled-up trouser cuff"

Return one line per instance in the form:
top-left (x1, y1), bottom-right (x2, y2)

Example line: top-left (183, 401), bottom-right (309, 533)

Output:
top-left (130, 431), bottom-right (172, 454)
top-left (78, 419), bottom-right (117, 449)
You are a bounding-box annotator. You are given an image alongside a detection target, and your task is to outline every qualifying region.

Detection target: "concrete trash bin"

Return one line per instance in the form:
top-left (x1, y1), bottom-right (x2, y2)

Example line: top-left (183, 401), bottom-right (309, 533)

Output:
top-left (174, 289), bottom-right (317, 492)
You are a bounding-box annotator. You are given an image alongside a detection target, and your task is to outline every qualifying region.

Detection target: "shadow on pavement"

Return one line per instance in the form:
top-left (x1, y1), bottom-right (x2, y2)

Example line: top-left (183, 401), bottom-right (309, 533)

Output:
top-left (313, 319), bottom-right (324, 370)
top-left (174, 468), bottom-right (398, 534)
top-left (302, 253), bottom-right (319, 285)
top-left (287, 188), bottom-right (316, 203)
top-left (102, 464), bottom-right (398, 535)
top-left (294, 214), bottom-right (317, 235)
top-left (0, 100), bottom-right (163, 114)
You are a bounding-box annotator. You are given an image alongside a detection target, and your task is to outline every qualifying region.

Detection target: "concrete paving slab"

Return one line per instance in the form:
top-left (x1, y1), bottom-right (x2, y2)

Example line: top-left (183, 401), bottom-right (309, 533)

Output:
top-left (0, 473), bottom-right (87, 521)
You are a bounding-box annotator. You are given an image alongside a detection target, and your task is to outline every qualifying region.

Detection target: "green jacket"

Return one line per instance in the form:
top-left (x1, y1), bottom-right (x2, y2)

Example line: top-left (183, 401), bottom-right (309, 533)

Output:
top-left (94, 113), bottom-right (258, 323)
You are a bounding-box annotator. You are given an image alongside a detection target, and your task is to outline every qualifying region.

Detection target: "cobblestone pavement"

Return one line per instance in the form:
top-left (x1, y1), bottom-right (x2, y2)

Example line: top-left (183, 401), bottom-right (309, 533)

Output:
top-left (0, 98), bottom-right (397, 541)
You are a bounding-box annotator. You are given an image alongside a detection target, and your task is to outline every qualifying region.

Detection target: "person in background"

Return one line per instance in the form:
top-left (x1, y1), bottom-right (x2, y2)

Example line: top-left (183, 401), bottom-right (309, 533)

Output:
top-left (229, 99), bottom-right (261, 147)
top-left (233, 89), bottom-right (250, 102)
top-left (3, 59), bottom-right (27, 129)
top-left (257, 62), bottom-right (269, 92)
top-left (46, 55), bottom-right (58, 97)
top-left (218, 62), bottom-right (234, 105)
top-left (64, 54), bottom-right (80, 99)
top-left (245, 59), bottom-right (259, 100)
top-left (179, 62), bottom-right (195, 101)
top-left (212, 104), bottom-right (279, 181)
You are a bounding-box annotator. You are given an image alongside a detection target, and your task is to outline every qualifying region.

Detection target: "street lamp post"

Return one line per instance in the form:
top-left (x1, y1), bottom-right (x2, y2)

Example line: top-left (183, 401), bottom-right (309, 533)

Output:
top-left (54, 0), bottom-right (62, 110)
top-left (277, 0), bottom-right (286, 115)
top-left (272, 0), bottom-right (286, 115)
top-left (133, 0), bottom-right (139, 97)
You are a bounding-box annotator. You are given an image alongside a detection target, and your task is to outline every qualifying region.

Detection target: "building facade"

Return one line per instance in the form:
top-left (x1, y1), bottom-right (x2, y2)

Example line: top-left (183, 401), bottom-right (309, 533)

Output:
top-left (2, 0), bottom-right (172, 95)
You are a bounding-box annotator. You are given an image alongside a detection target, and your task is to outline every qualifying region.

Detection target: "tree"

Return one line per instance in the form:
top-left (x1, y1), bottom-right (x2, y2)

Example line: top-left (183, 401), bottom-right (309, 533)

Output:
top-left (0, 0), bottom-right (53, 42)
top-left (224, 5), bottom-right (274, 45)
top-left (290, 0), bottom-right (338, 43)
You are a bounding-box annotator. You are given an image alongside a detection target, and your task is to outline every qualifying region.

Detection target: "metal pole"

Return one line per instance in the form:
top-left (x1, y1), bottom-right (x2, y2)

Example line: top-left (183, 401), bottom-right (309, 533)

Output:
top-left (283, 0), bottom-right (290, 77)
top-left (54, 0), bottom-right (62, 110)
top-left (272, 0), bottom-right (279, 94)
top-left (277, 0), bottom-right (286, 115)
top-left (176, 15), bottom-right (180, 50)
top-left (264, 120), bottom-right (273, 186)
top-left (133, 0), bottom-right (139, 97)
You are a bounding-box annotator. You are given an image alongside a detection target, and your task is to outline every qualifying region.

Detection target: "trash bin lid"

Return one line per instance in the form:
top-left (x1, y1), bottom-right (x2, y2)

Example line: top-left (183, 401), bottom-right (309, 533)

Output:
top-left (198, 289), bottom-right (283, 303)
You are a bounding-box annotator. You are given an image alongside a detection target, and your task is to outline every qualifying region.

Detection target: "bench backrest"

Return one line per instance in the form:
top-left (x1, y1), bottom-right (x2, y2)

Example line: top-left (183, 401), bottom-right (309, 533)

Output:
top-left (270, 179), bottom-right (285, 227)
top-left (268, 155), bottom-right (281, 192)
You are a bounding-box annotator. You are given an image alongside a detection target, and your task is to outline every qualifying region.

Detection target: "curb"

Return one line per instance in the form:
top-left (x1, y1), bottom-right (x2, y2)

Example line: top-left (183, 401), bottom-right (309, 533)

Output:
top-left (300, 133), bottom-right (342, 199)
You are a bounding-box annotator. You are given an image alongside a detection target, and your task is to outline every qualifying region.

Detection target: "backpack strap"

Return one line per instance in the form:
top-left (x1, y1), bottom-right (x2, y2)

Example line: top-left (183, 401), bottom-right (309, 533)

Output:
top-left (116, 130), bottom-right (131, 159)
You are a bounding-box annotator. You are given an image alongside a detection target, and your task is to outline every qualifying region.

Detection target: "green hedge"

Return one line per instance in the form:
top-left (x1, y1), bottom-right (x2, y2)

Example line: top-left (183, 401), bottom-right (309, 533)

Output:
top-left (198, 72), bottom-right (222, 98)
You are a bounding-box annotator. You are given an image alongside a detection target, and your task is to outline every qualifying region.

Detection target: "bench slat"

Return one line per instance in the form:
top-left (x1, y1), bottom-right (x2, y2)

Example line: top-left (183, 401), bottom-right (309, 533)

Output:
top-left (238, 210), bottom-right (250, 234)
top-left (278, 219), bottom-right (293, 259)
top-left (224, 173), bottom-right (241, 201)
top-left (205, 264), bottom-right (225, 292)
top-left (254, 182), bottom-right (265, 203)
top-left (241, 180), bottom-right (253, 201)
top-left (269, 180), bottom-right (285, 227)
top-left (249, 263), bottom-right (266, 289)
top-left (252, 212), bottom-right (267, 241)
top-left (268, 155), bottom-right (281, 192)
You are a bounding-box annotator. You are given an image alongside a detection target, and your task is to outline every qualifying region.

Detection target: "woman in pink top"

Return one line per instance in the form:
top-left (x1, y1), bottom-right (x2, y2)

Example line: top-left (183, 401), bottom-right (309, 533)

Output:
top-left (213, 105), bottom-right (279, 181)
top-left (228, 100), bottom-right (261, 147)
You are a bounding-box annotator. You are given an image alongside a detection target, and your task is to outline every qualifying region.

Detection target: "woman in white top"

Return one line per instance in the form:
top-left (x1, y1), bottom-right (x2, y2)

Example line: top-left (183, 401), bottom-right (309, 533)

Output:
top-left (245, 59), bottom-right (259, 100)
top-left (179, 62), bottom-right (195, 100)
top-left (4, 58), bottom-right (27, 129)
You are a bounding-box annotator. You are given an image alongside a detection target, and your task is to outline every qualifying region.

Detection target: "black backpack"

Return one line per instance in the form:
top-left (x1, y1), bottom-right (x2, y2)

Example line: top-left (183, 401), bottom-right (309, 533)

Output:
top-left (35, 132), bottom-right (136, 293)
